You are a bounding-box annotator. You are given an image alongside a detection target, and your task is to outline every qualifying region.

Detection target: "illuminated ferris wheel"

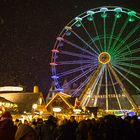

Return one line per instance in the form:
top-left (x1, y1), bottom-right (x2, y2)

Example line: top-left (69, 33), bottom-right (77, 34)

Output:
top-left (50, 6), bottom-right (140, 111)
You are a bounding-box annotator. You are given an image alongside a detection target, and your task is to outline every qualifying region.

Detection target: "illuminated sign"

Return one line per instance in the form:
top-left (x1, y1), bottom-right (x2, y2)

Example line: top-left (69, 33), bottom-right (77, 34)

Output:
top-left (0, 86), bottom-right (24, 92)
top-left (53, 107), bottom-right (62, 112)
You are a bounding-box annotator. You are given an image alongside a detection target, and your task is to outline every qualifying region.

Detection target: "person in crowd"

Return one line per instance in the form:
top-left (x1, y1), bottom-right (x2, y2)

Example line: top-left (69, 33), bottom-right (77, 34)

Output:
top-left (15, 124), bottom-right (38, 140)
top-left (76, 120), bottom-right (89, 140)
top-left (40, 115), bottom-right (57, 140)
top-left (0, 111), bottom-right (17, 140)
top-left (53, 117), bottom-right (77, 140)
top-left (36, 118), bottom-right (44, 139)
top-left (14, 119), bottom-right (22, 127)
top-left (24, 119), bottom-right (29, 125)
top-left (31, 119), bottom-right (38, 130)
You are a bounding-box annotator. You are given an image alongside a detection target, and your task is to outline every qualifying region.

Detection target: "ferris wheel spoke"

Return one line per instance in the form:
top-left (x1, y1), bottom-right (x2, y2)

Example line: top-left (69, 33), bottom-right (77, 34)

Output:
top-left (89, 65), bottom-right (105, 97)
top-left (103, 18), bottom-right (107, 51)
top-left (115, 56), bottom-right (140, 62)
top-left (72, 66), bottom-right (104, 96)
top-left (79, 65), bottom-right (103, 104)
top-left (58, 59), bottom-right (98, 65)
top-left (109, 64), bottom-right (139, 109)
top-left (60, 50), bottom-right (96, 59)
top-left (71, 75), bottom-right (91, 97)
top-left (81, 65), bottom-right (105, 106)
top-left (62, 66), bottom-right (97, 89)
top-left (91, 65), bottom-right (105, 93)
top-left (109, 19), bottom-right (128, 53)
top-left (112, 63), bottom-right (140, 78)
top-left (115, 37), bottom-right (140, 55)
top-left (92, 20), bottom-right (103, 52)
top-left (57, 64), bottom-right (94, 77)
top-left (107, 17), bottom-right (117, 52)
top-left (107, 66), bottom-right (122, 110)
top-left (93, 66), bottom-right (104, 107)
top-left (81, 23), bottom-right (101, 53)
top-left (70, 29), bottom-right (99, 55)
top-left (113, 22), bottom-right (140, 53)
top-left (116, 48), bottom-right (140, 59)
top-left (63, 38), bottom-right (96, 56)
top-left (113, 62), bottom-right (140, 69)
top-left (112, 65), bottom-right (140, 91)
top-left (133, 14), bottom-right (140, 19)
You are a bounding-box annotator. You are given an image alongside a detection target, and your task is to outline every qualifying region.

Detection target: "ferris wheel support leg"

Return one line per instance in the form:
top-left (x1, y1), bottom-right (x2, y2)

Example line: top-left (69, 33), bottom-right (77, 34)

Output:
top-left (108, 66), bottom-right (122, 110)
top-left (93, 68), bottom-right (104, 107)
top-left (80, 65), bottom-right (103, 107)
top-left (79, 65), bottom-right (102, 100)
top-left (105, 67), bottom-right (109, 110)
top-left (108, 64), bottom-right (139, 111)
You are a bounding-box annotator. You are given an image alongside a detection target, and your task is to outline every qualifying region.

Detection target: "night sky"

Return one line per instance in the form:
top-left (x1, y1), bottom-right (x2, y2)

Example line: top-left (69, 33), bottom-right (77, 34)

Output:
top-left (0, 0), bottom-right (139, 97)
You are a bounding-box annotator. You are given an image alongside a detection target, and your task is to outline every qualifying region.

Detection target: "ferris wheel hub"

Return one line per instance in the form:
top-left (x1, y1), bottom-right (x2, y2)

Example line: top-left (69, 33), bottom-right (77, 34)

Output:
top-left (98, 52), bottom-right (111, 64)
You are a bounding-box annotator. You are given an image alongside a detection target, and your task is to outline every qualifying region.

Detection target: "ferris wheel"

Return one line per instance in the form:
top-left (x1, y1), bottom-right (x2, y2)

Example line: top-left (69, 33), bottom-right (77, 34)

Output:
top-left (50, 6), bottom-right (140, 110)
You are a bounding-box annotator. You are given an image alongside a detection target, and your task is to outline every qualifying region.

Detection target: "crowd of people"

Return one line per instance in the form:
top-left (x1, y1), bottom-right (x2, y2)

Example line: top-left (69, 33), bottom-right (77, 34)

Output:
top-left (0, 111), bottom-right (140, 140)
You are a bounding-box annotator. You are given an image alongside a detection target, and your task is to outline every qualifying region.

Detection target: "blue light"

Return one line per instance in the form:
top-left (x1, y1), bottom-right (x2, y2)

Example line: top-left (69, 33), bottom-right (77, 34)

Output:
top-left (128, 111), bottom-right (136, 116)
top-left (51, 75), bottom-right (59, 79)
top-left (58, 42), bottom-right (64, 47)
top-left (65, 31), bottom-right (71, 36)
top-left (56, 88), bottom-right (64, 92)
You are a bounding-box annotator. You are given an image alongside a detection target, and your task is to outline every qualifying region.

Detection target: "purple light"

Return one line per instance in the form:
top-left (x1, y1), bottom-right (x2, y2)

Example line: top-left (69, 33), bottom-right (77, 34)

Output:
top-left (51, 75), bottom-right (59, 79)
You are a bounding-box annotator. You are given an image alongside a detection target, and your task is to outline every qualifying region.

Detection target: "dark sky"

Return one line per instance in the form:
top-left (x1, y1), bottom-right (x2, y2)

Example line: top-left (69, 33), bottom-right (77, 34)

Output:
top-left (0, 0), bottom-right (139, 97)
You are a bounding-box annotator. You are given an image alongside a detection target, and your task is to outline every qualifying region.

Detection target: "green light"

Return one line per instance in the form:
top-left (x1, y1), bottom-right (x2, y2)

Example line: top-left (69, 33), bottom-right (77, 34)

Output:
top-left (114, 7), bottom-right (122, 13)
top-left (128, 11), bottom-right (136, 16)
top-left (75, 21), bottom-right (82, 27)
top-left (115, 13), bottom-right (121, 18)
top-left (128, 17), bottom-right (135, 22)
top-left (87, 10), bottom-right (95, 15)
top-left (101, 13), bottom-right (107, 18)
top-left (87, 15), bottom-right (94, 21)
top-left (100, 7), bottom-right (108, 18)
top-left (75, 17), bottom-right (82, 27)
top-left (87, 11), bottom-right (94, 21)
top-left (75, 17), bottom-right (82, 21)
top-left (127, 11), bottom-right (136, 22)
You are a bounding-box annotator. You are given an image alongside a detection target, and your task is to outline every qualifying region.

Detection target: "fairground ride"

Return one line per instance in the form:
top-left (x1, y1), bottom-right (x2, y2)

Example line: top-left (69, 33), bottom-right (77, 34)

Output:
top-left (50, 6), bottom-right (140, 112)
